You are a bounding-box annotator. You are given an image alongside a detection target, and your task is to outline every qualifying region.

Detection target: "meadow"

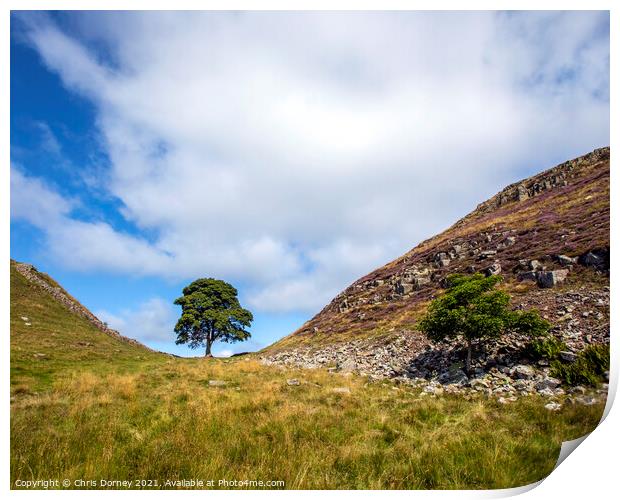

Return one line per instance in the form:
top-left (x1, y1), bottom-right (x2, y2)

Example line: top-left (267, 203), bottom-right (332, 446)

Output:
top-left (10, 264), bottom-right (605, 490)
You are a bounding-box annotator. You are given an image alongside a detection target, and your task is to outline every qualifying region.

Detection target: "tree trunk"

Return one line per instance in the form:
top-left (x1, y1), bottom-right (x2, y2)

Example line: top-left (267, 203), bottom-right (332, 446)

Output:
top-left (465, 339), bottom-right (472, 377)
top-left (205, 339), bottom-right (212, 357)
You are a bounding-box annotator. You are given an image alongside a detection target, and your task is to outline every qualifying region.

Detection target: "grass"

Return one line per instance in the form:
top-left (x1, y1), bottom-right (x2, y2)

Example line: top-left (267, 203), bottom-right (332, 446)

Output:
top-left (11, 357), bottom-right (605, 490)
top-left (10, 262), bottom-right (606, 489)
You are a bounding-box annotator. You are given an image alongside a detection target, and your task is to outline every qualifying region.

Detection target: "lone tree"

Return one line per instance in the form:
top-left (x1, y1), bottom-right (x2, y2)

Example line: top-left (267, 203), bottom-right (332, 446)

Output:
top-left (418, 273), bottom-right (550, 376)
top-left (174, 278), bottom-right (253, 357)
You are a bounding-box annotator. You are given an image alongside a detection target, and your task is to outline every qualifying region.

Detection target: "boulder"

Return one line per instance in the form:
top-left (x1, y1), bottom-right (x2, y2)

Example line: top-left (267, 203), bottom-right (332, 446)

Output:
top-left (528, 260), bottom-right (543, 271)
top-left (559, 351), bottom-right (577, 363)
top-left (208, 380), bottom-right (227, 387)
top-left (286, 379), bottom-right (300, 386)
top-left (438, 369), bottom-right (468, 386)
top-left (537, 269), bottom-right (569, 288)
top-left (478, 250), bottom-right (497, 260)
top-left (579, 249), bottom-right (608, 270)
top-left (517, 184), bottom-right (529, 201)
top-left (544, 402), bottom-right (562, 411)
top-left (469, 378), bottom-right (490, 390)
top-left (535, 377), bottom-right (561, 391)
top-left (484, 262), bottom-right (502, 276)
top-left (511, 365), bottom-right (536, 380)
top-left (556, 255), bottom-right (576, 266)
top-left (394, 281), bottom-right (414, 295)
top-left (332, 387), bottom-right (351, 394)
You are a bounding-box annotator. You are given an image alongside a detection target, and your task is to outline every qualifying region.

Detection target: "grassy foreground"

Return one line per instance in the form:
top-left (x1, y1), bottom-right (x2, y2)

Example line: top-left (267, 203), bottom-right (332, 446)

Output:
top-left (10, 264), bottom-right (605, 490)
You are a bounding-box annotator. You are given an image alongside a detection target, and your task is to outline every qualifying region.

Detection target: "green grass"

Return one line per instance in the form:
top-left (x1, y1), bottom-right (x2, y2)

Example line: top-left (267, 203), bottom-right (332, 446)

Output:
top-left (10, 262), bottom-right (605, 490)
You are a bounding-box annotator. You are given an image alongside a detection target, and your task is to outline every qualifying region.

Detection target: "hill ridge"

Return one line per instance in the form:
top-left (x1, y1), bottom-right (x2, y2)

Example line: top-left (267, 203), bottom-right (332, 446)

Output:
top-left (11, 259), bottom-right (155, 352)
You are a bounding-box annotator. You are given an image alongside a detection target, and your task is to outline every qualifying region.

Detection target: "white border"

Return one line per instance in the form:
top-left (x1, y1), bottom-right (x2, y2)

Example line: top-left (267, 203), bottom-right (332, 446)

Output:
top-left (2, 2), bottom-right (616, 499)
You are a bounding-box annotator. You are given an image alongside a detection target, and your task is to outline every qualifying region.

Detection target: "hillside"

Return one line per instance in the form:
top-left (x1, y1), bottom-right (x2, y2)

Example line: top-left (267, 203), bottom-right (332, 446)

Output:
top-left (10, 259), bottom-right (163, 392)
top-left (263, 148), bottom-right (610, 386)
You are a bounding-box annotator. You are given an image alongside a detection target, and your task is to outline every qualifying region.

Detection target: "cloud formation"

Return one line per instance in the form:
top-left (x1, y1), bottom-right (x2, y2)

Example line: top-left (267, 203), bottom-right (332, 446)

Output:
top-left (96, 297), bottom-right (176, 343)
top-left (12, 11), bottom-right (609, 313)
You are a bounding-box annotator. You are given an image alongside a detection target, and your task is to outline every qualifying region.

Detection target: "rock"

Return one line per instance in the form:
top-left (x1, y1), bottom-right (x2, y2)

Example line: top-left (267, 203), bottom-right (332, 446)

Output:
top-left (33, 353), bottom-right (47, 359)
top-left (208, 380), bottom-right (227, 387)
top-left (478, 250), bottom-right (497, 260)
top-left (332, 387), bottom-right (351, 394)
top-left (511, 365), bottom-right (536, 380)
top-left (538, 388), bottom-right (555, 397)
top-left (518, 271), bottom-right (539, 282)
top-left (503, 236), bottom-right (516, 247)
top-left (438, 369), bottom-right (468, 386)
top-left (497, 395), bottom-right (518, 404)
top-left (544, 402), bottom-right (562, 411)
top-left (536, 377), bottom-right (561, 391)
top-left (395, 281), bottom-right (414, 295)
top-left (422, 384), bottom-right (444, 396)
top-left (579, 250), bottom-right (607, 269)
top-left (469, 378), bottom-right (490, 390)
top-left (484, 262), bottom-right (502, 276)
top-left (286, 379), bottom-right (300, 386)
top-left (559, 351), bottom-right (577, 363)
top-left (557, 255), bottom-right (576, 266)
top-left (575, 395), bottom-right (598, 406)
top-left (20, 316), bottom-right (29, 321)
top-left (338, 359), bottom-right (357, 373)
top-left (537, 269), bottom-right (569, 288)
top-left (528, 260), bottom-right (543, 271)
top-left (24, 323), bottom-right (32, 326)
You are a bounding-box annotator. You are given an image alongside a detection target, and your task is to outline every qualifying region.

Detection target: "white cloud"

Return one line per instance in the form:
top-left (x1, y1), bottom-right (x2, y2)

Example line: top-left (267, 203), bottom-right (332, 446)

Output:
top-left (10, 167), bottom-right (73, 226)
top-left (12, 11), bottom-right (609, 313)
top-left (96, 297), bottom-right (176, 343)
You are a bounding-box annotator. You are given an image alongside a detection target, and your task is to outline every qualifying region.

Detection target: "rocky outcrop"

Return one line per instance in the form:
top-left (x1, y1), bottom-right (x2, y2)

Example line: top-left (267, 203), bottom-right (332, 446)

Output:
top-left (13, 261), bottom-right (156, 352)
top-left (261, 286), bottom-right (608, 405)
top-left (485, 147), bottom-right (609, 212)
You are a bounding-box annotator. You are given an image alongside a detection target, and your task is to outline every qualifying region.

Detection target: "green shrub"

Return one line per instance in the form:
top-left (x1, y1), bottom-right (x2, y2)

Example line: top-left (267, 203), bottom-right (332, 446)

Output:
top-left (529, 336), bottom-right (566, 360)
top-left (551, 344), bottom-right (610, 386)
top-left (582, 344), bottom-right (610, 374)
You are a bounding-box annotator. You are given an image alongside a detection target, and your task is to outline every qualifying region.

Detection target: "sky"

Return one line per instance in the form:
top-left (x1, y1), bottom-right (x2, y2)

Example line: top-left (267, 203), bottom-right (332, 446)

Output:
top-left (10, 11), bottom-right (609, 356)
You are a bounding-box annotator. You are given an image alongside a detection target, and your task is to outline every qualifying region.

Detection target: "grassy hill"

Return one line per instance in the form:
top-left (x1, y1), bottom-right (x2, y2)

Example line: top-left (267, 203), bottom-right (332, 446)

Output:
top-left (10, 260), bottom-right (606, 489)
top-left (10, 261), bottom-right (164, 394)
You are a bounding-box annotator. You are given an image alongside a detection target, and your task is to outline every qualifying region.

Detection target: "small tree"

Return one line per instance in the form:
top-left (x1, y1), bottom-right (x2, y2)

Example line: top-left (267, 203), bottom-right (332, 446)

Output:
top-left (174, 278), bottom-right (253, 357)
top-left (418, 273), bottom-right (550, 375)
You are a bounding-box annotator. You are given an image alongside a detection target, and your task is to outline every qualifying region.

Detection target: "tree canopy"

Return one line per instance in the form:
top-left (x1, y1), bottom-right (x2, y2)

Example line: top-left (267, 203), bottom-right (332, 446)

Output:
top-left (174, 278), bottom-right (253, 357)
top-left (418, 273), bottom-right (550, 374)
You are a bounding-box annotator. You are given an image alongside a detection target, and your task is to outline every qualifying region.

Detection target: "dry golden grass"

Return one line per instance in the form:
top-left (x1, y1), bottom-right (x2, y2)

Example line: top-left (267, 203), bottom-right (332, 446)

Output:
top-left (11, 356), bottom-right (605, 490)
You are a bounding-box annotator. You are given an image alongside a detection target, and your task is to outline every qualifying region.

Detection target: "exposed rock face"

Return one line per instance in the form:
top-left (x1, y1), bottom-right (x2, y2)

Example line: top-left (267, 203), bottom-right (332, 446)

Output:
top-left (12, 261), bottom-right (155, 352)
top-left (263, 148), bottom-right (609, 403)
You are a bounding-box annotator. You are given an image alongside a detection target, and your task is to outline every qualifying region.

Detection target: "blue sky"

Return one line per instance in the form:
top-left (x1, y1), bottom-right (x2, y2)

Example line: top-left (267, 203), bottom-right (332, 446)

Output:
top-left (10, 11), bottom-right (609, 356)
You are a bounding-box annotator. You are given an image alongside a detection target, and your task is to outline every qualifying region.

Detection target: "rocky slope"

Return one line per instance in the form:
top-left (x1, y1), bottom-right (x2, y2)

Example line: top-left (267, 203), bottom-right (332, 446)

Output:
top-left (261, 147), bottom-right (610, 402)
